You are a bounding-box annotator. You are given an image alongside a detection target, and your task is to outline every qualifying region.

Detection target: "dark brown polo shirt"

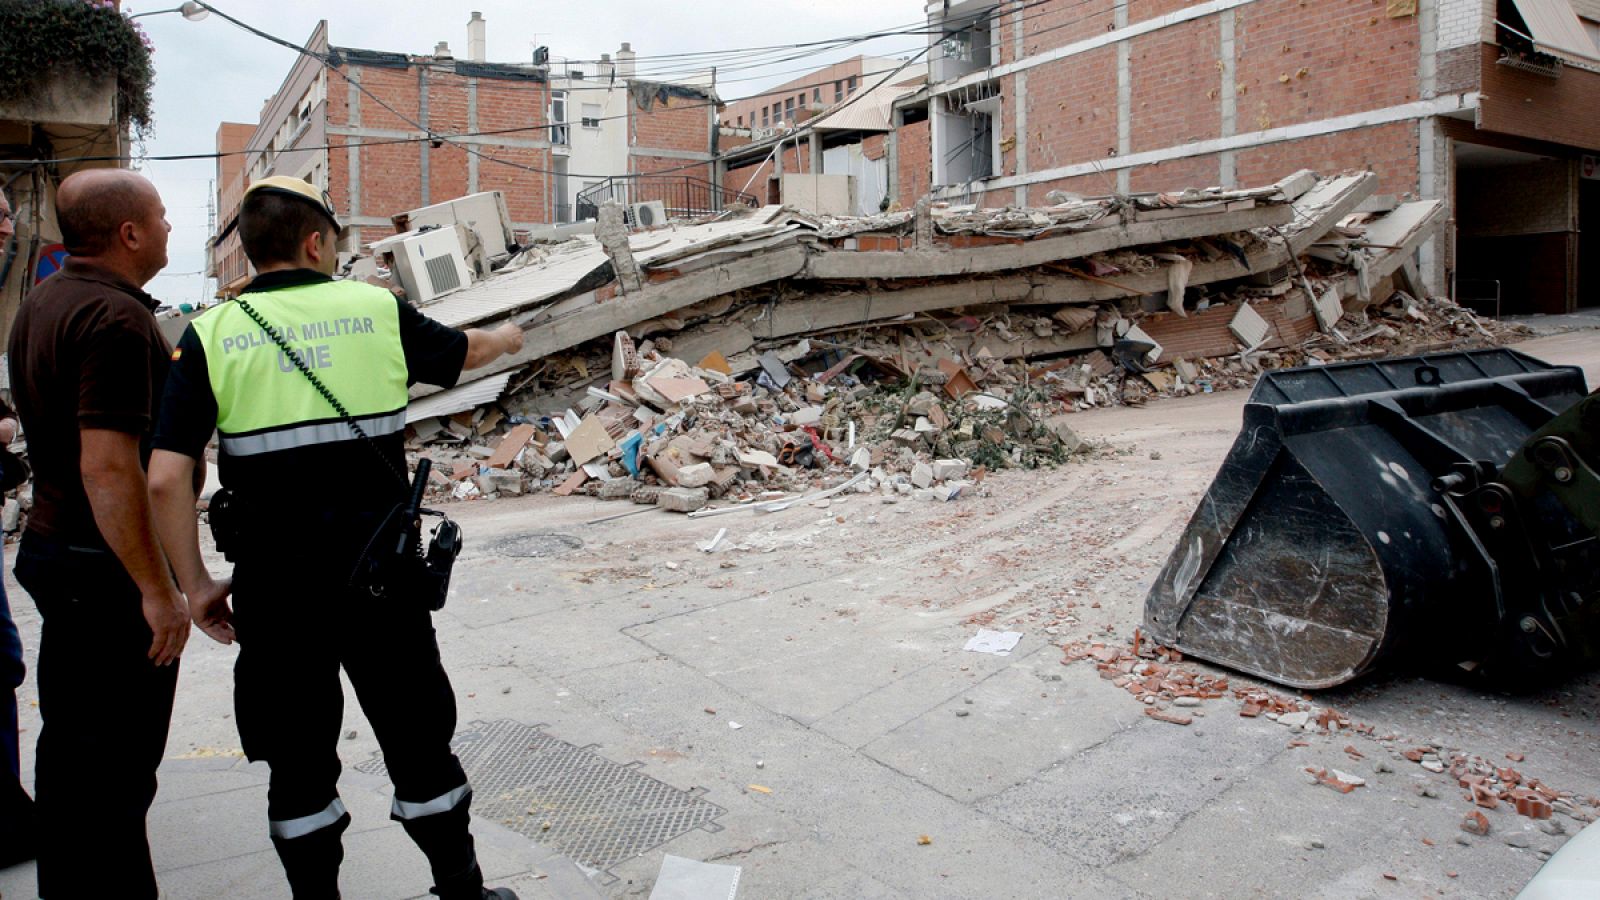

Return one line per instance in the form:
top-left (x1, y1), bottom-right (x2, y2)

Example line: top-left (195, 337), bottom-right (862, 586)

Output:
top-left (7, 258), bottom-right (171, 548)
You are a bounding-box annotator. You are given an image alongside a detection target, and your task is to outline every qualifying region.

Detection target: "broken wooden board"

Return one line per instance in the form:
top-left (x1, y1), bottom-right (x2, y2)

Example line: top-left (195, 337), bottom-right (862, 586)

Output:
top-left (484, 424), bottom-right (537, 469)
top-left (564, 416), bottom-right (616, 467)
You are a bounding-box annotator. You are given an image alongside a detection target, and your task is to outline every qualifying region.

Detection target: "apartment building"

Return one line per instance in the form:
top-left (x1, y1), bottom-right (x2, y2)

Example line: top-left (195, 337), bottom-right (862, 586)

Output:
top-left (908, 0), bottom-right (1600, 315)
top-left (208, 15), bottom-right (719, 293)
top-left (719, 56), bottom-right (929, 215)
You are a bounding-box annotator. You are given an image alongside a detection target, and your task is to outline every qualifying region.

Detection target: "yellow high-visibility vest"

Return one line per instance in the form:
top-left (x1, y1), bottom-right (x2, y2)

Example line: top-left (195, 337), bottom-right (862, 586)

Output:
top-left (189, 281), bottom-right (409, 457)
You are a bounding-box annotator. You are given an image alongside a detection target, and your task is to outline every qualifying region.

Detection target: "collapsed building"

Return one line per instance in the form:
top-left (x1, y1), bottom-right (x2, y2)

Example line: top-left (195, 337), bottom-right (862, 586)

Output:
top-left (358, 168), bottom-right (1516, 512)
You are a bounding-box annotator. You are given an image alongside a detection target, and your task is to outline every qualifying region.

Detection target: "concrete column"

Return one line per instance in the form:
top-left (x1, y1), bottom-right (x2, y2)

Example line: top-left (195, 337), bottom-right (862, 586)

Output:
top-left (810, 132), bottom-right (822, 175)
top-left (1417, 0), bottom-right (1441, 292)
top-left (1115, 0), bottom-right (1131, 195)
top-left (887, 107), bottom-right (901, 207)
top-left (467, 77), bottom-right (479, 194)
top-left (1013, 0), bottom-right (1029, 206)
top-left (1219, 10), bottom-right (1238, 187)
top-left (346, 67), bottom-right (363, 247)
top-left (419, 66), bottom-right (431, 207)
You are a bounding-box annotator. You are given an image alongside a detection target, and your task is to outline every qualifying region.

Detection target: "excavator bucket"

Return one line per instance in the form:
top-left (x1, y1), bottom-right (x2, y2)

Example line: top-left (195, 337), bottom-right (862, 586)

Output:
top-left (1143, 349), bottom-right (1592, 690)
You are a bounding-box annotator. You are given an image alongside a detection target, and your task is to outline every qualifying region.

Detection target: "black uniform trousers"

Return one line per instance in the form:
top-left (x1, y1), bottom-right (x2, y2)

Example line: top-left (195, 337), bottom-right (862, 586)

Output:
top-left (13, 532), bottom-right (179, 900)
top-left (230, 521), bottom-right (482, 900)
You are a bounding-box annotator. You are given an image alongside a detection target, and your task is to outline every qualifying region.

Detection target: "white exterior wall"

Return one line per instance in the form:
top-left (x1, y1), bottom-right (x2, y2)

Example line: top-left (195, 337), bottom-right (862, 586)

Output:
top-left (1438, 0), bottom-right (1486, 50)
top-left (551, 76), bottom-right (631, 220)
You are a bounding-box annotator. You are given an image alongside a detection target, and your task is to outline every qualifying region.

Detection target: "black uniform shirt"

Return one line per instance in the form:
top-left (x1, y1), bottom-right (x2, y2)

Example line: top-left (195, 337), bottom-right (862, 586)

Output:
top-left (152, 269), bottom-right (468, 514)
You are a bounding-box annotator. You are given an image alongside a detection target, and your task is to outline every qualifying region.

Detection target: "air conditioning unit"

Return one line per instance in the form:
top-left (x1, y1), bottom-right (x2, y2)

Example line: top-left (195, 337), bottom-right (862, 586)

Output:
top-left (629, 200), bottom-right (667, 229)
top-left (396, 191), bottom-right (515, 260)
top-left (390, 228), bottom-right (472, 305)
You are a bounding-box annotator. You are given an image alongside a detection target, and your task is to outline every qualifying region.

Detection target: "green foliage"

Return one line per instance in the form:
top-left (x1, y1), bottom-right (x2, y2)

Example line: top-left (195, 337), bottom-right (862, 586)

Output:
top-left (0, 0), bottom-right (156, 137)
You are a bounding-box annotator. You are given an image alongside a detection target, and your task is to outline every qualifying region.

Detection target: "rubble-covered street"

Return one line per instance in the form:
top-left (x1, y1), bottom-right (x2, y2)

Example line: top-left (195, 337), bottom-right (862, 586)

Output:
top-left (5, 333), bottom-right (1593, 900)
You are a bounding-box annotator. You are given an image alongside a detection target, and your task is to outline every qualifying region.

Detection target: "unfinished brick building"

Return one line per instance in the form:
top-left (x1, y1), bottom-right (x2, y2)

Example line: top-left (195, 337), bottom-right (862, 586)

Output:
top-left (208, 16), bottom-right (719, 293)
top-left (898, 0), bottom-right (1600, 315)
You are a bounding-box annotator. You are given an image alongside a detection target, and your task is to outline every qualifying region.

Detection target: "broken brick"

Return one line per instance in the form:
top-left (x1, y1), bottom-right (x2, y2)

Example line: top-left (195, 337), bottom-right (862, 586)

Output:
top-left (1306, 767), bottom-right (1359, 794)
top-left (1145, 708), bottom-right (1192, 726)
top-left (1461, 811), bottom-right (1491, 836)
top-left (1471, 784), bottom-right (1500, 810)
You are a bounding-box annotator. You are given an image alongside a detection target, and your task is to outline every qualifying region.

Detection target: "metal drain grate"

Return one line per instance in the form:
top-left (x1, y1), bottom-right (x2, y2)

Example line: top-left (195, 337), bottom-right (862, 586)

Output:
top-left (355, 720), bottom-right (723, 880)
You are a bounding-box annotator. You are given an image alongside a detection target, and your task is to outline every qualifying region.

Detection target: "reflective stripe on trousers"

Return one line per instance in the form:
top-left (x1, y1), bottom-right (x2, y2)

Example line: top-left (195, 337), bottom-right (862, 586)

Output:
top-left (269, 797), bottom-right (349, 840)
top-left (390, 783), bottom-right (469, 820)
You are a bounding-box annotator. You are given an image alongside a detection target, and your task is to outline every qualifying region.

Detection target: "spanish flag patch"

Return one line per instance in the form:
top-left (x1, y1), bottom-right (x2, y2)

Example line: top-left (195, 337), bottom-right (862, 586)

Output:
top-left (170, 348), bottom-right (183, 361)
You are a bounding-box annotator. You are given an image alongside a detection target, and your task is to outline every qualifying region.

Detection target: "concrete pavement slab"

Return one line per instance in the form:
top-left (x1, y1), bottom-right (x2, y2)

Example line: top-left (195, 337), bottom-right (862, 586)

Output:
top-left (859, 651), bottom-right (1135, 803)
top-left (979, 710), bottom-right (1289, 867)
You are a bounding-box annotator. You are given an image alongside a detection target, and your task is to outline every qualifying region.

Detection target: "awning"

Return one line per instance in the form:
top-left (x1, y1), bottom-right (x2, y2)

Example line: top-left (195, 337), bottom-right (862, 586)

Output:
top-left (1508, 0), bottom-right (1600, 63)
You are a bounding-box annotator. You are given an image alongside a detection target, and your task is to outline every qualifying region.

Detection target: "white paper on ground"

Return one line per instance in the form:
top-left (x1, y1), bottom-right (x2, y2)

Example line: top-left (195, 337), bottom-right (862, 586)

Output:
top-left (964, 629), bottom-right (1023, 656)
top-left (648, 854), bottom-right (742, 900)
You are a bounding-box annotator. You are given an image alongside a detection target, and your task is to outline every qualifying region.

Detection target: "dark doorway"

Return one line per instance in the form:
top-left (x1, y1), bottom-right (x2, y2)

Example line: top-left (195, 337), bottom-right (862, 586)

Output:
top-left (1453, 142), bottom-right (1577, 317)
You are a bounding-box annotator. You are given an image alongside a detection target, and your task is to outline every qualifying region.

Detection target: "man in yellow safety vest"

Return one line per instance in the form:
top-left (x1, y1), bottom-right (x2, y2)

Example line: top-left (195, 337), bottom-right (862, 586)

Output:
top-left (148, 175), bottom-right (523, 900)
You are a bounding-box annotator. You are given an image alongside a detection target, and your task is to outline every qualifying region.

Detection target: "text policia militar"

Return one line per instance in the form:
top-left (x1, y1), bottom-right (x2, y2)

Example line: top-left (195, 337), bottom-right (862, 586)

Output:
top-left (217, 316), bottom-right (381, 370)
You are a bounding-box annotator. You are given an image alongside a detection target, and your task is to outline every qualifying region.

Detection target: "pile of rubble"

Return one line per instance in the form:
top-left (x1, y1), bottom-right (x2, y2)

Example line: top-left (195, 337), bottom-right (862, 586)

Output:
top-left (416, 328), bottom-right (1082, 511)
top-left (375, 168), bottom-right (1507, 510)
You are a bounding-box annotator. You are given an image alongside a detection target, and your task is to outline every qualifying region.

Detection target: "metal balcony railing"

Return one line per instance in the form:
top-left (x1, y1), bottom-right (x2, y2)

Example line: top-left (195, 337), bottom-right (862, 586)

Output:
top-left (573, 175), bottom-right (758, 224)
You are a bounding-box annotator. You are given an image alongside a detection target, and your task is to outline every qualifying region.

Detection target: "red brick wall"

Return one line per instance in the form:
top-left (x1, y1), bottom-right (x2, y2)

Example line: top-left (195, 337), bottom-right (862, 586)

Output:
top-left (1128, 153), bottom-right (1223, 193)
top-left (627, 90), bottom-right (716, 184)
top-left (324, 62), bottom-right (550, 226)
top-left (921, 2), bottom-right (1433, 205)
top-left (1477, 43), bottom-right (1600, 151)
top-left (1025, 1), bottom-right (1116, 55)
top-left (1130, 15), bottom-right (1222, 154)
top-left (897, 118), bottom-right (931, 208)
top-left (1235, 121), bottom-right (1420, 195)
top-left (1234, 0), bottom-right (1419, 132)
top-left (1129, 0), bottom-right (1204, 24)
top-left (1025, 47), bottom-right (1120, 173)
top-left (724, 142), bottom-right (808, 205)
top-left (1026, 173), bottom-right (1123, 205)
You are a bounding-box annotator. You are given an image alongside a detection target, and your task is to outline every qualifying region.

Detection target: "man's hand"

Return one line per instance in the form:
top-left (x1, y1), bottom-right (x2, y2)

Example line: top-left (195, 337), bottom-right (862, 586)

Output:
top-left (143, 586), bottom-right (190, 666)
top-left (463, 322), bottom-right (526, 369)
top-left (188, 575), bottom-right (236, 645)
top-left (494, 322), bottom-right (524, 355)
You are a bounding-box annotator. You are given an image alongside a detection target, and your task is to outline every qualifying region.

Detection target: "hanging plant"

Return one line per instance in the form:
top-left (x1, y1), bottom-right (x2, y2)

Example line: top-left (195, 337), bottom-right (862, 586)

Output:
top-left (0, 0), bottom-right (157, 138)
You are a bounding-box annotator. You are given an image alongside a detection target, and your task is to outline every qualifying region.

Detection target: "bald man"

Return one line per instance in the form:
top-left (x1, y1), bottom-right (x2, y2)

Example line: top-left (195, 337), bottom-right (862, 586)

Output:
top-left (7, 169), bottom-right (199, 899)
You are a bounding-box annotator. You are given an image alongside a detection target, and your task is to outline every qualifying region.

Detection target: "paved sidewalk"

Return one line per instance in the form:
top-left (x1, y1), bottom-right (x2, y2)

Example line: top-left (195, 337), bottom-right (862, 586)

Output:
top-left (0, 758), bottom-right (604, 899)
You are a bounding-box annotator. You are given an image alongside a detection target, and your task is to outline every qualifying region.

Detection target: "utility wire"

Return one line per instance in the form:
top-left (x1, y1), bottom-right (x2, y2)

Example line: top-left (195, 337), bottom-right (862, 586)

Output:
top-left (12, 0), bottom-right (1109, 174)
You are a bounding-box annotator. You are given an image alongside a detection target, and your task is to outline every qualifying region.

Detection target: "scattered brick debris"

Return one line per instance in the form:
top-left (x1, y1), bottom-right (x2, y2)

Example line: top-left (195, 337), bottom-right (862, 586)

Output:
top-left (1145, 708), bottom-right (1193, 726)
top-left (1461, 810), bottom-right (1491, 836)
top-left (1307, 767), bottom-right (1363, 794)
top-left (1506, 752), bottom-right (1525, 763)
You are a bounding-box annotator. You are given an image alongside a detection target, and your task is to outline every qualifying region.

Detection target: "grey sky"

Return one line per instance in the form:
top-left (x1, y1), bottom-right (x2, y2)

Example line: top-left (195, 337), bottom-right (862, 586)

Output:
top-left (125, 0), bottom-right (925, 303)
